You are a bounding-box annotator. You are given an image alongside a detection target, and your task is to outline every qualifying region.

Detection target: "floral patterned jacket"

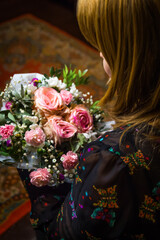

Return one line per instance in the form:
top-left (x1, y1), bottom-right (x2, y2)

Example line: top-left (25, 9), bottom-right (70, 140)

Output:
top-left (18, 126), bottom-right (160, 240)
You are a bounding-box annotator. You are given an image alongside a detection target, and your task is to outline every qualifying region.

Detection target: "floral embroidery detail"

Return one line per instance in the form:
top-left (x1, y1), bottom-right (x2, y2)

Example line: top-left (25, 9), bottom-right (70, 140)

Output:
top-left (75, 174), bottom-right (82, 184)
top-left (108, 147), bottom-right (121, 156)
top-left (121, 150), bottom-right (150, 175)
top-left (91, 185), bottom-right (118, 226)
top-left (88, 147), bottom-right (94, 152)
top-left (99, 137), bottom-right (104, 141)
top-left (69, 183), bottom-right (77, 219)
top-left (91, 207), bottom-right (116, 227)
top-left (139, 182), bottom-right (160, 223)
top-left (85, 231), bottom-right (101, 240)
top-left (57, 203), bottom-right (64, 222)
top-left (30, 217), bottom-right (39, 228)
top-left (93, 185), bottom-right (119, 208)
top-left (139, 194), bottom-right (160, 223)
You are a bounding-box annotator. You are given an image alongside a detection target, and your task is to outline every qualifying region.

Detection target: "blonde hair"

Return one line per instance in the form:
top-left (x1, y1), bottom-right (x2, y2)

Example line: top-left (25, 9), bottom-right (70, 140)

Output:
top-left (77, 0), bottom-right (160, 134)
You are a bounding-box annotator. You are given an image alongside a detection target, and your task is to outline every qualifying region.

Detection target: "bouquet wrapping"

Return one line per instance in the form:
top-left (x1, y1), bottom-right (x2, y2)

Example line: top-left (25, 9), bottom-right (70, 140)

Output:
top-left (0, 66), bottom-right (114, 186)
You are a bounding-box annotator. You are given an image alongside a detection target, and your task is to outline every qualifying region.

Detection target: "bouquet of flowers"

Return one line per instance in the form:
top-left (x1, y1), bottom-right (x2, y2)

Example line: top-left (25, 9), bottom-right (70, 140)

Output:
top-left (0, 66), bottom-right (108, 187)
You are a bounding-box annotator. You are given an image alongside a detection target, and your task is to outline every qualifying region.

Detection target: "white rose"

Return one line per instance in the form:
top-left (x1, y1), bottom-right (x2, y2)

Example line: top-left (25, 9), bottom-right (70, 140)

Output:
top-left (47, 77), bottom-right (59, 87)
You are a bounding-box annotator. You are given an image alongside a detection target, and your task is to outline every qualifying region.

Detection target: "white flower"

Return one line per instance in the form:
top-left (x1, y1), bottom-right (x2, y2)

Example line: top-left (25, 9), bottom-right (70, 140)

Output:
top-left (47, 77), bottom-right (59, 88)
top-left (70, 83), bottom-right (82, 97)
top-left (27, 84), bottom-right (37, 95)
top-left (23, 115), bottom-right (39, 124)
top-left (57, 80), bottom-right (67, 90)
top-left (29, 124), bottom-right (39, 130)
top-left (82, 131), bottom-right (97, 140)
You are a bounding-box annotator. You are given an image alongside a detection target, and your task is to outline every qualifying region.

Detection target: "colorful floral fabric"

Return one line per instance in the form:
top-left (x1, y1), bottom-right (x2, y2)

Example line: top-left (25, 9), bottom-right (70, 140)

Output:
top-left (18, 126), bottom-right (160, 239)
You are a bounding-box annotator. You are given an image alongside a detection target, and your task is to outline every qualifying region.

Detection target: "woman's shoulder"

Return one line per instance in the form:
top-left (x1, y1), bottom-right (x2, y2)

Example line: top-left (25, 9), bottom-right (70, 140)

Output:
top-left (79, 125), bottom-right (160, 181)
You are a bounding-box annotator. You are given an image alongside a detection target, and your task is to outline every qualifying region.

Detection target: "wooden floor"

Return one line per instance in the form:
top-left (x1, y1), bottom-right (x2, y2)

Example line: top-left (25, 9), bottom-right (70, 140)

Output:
top-left (0, 1), bottom-right (89, 239)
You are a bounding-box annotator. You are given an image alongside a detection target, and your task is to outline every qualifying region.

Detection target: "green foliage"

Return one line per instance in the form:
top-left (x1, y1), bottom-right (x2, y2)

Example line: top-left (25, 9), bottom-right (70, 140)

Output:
top-left (63, 65), bottom-right (89, 87)
top-left (70, 133), bottom-right (90, 153)
top-left (90, 100), bottom-right (102, 115)
top-left (0, 113), bottom-right (6, 125)
top-left (0, 151), bottom-right (9, 156)
top-left (21, 84), bottom-right (25, 98)
top-left (50, 66), bottom-right (62, 78)
top-left (8, 112), bottom-right (16, 122)
top-left (0, 110), bottom-right (10, 125)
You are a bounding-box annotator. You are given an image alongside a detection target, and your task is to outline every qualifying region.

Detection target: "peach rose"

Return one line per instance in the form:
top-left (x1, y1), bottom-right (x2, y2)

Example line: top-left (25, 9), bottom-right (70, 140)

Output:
top-left (43, 116), bottom-right (77, 145)
top-left (60, 90), bottom-right (73, 105)
top-left (61, 151), bottom-right (78, 170)
top-left (69, 106), bottom-right (93, 133)
top-left (34, 87), bottom-right (63, 114)
top-left (29, 168), bottom-right (52, 187)
top-left (25, 127), bottom-right (46, 147)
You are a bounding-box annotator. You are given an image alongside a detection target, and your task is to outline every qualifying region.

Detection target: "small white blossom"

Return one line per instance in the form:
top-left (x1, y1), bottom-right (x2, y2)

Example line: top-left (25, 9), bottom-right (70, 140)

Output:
top-left (29, 124), bottom-right (39, 129)
top-left (27, 84), bottom-right (37, 95)
top-left (20, 109), bottom-right (25, 113)
top-left (23, 115), bottom-right (39, 124)
top-left (70, 83), bottom-right (82, 97)
top-left (57, 80), bottom-right (67, 90)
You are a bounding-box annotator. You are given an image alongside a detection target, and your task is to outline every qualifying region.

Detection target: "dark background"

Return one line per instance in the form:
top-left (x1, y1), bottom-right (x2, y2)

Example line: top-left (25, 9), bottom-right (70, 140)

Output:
top-left (0, 0), bottom-right (89, 44)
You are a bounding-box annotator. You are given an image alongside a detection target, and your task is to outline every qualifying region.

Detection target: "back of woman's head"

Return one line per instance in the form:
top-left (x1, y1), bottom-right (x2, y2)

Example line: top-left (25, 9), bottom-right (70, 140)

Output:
top-left (77, 0), bottom-right (160, 130)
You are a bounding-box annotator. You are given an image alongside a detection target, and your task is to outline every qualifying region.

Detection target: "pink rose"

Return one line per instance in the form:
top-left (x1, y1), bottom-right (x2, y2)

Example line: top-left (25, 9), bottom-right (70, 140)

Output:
top-left (25, 127), bottom-right (46, 147)
top-left (61, 151), bottom-right (78, 170)
top-left (69, 106), bottom-right (93, 133)
top-left (5, 102), bottom-right (12, 110)
top-left (43, 116), bottom-right (77, 145)
top-left (0, 124), bottom-right (15, 140)
top-left (60, 90), bottom-right (73, 105)
top-left (34, 87), bottom-right (63, 114)
top-left (29, 168), bottom-right (52, 187)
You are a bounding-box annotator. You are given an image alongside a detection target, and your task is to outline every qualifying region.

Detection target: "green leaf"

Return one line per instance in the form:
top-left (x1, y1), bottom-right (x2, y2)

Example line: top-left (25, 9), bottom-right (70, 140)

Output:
top-left (63, 69), bottom-right (66, 78)
top-left (50, 67), bottom-right (54, 77)
top-left (8, 113), bottom-right (16, 122)
top-left (78, 70), bottom-right (82, 77)
top-left (0, 151), bottom-right (9, 156)
top-left (14, 92), bottom-right (21, 99)
top-left (44, 74), bottom-right (49, 79)
top-left (0, 114), bottom-right (6, 124)
top-left (82, 69), bottom-right (88, 76)
top-left (21, 84), bottom-right (25, 98)
top-left (93, 100), bottom-right (100, 106)
top-left (65, 65), bottom-right (68, 75)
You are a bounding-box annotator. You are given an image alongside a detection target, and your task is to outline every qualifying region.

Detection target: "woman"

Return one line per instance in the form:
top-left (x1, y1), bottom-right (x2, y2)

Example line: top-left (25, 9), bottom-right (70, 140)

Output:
top-left (18, 0), bottom-right (160, 239)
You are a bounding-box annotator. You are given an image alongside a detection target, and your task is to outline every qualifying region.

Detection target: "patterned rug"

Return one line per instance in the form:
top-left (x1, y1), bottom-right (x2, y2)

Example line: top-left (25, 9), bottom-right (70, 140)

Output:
top-left (0, 14), bottom-right (107, 235)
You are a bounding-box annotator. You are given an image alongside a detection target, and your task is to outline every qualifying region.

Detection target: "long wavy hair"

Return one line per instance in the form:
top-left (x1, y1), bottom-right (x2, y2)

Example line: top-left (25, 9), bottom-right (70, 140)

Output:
top-left (77, 0), bottom-right (160, 138)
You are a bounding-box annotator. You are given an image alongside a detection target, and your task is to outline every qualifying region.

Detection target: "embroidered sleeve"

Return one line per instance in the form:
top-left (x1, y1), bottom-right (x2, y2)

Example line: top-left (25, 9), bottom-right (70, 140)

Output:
top-left (59, 141), bottom-right (134, 239)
